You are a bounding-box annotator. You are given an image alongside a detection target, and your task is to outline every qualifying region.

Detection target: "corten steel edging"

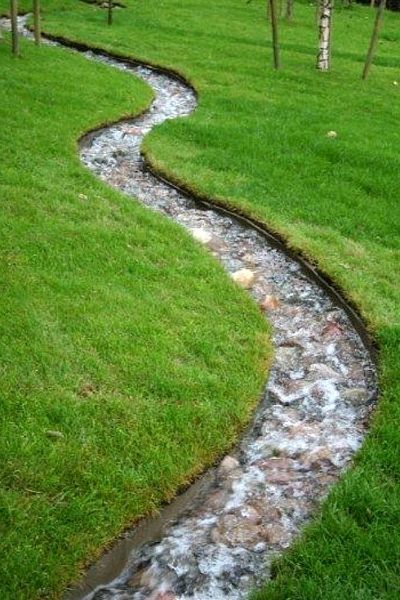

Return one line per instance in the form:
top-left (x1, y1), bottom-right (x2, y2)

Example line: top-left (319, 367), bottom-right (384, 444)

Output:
top-left (36, 30), bottom-right (198, 96)
top-left (144, 160), bottom-right (379, 362)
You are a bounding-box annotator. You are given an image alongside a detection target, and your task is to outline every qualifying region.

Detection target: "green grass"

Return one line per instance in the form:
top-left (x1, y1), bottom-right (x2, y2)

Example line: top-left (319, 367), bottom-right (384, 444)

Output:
top-left (0, 26), bottom-right (270, 598)
top-left (1, 0), bottom-right (400, 597)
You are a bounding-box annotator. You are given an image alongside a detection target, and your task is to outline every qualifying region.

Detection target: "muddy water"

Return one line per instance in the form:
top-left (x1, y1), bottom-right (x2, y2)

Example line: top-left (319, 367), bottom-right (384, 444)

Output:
top-left (3, 16), bottom-right (377, 600)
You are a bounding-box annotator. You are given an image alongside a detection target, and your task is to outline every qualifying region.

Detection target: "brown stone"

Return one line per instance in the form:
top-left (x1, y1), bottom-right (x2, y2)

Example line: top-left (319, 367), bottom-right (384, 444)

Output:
top-left (316, 473), bottom-right (337, 487)
top-left (322, 321), bottom-right (344, 337)
top-left (290, 422), bottom-right (322, 438)
top-left (207, 490), bottom-right (227, 511)
top-left (301, 447), bottom-right (334, 469)
top-left (267, 472), bottom-right (292, 485)
top-left (260, 294), bottom-right (281, 311)
top-left (219, 455), bottom-right (240, 473)
top-left (217, 514), bottom-right (266, 547)
top-left (208, 236), bottom-right (227, 253)
top-left (250, 500), bottom-right (282, 522)
top-left (259, 457), bottom-right (292, 471)
top-left (127, 569), bottom-right (144, 588)
top-left (241, 505), bottom-right (262, 525)
top-left (265, 524), bottom-right (286, 544)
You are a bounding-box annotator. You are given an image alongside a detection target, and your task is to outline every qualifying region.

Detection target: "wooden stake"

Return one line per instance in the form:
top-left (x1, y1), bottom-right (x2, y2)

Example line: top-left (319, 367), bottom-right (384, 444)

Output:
top-left (315, 0), bottom-right (321, 28)
top-left (33, 0), bottom-right (41, 46)
top-left (108, 0), bottom-right (113, 25)
top-left (285, 0), bottom-right (294, 21)
top-left (269, 0), bottom-right (281, 69)
top-left (362, 0), bottom-right (386, 80)
top-left (10, 0), bottom-right (19, 56)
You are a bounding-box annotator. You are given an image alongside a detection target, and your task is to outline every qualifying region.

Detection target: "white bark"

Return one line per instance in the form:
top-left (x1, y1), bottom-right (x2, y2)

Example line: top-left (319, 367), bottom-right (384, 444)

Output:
top-left (317, 0), bottom-right (333, 71)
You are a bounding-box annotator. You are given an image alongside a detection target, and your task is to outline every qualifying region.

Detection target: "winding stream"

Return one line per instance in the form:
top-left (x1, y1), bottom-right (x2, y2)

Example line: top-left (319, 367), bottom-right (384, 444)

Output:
top-left (2, 16), bottom-right (377, 600)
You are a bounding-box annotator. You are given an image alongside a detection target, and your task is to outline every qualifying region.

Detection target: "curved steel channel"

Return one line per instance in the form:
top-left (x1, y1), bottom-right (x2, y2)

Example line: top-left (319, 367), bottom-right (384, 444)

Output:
top-left (5, 16), bottom-right (377, 600)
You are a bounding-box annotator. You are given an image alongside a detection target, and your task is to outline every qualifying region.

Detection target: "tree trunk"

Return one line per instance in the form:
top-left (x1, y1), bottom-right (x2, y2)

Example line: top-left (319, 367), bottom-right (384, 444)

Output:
top-left (370, 0), bottom-right (375, 7)
top-left (10, 0), bottom-right (19, 56)
top-left (315, 0), bottom-right (320, 28)
top-left (108, 0), bottom-right (113, 25)
top-left (268, 0), bottom-right (281, 69)
top-left (33, 0), bottom-right (41, 46)
top-left (316, 0), bottom-right (333, 71)
top-left (362, 0), bottom-right (386, 80)
top-left (285, 0), bottom-right (294, 21)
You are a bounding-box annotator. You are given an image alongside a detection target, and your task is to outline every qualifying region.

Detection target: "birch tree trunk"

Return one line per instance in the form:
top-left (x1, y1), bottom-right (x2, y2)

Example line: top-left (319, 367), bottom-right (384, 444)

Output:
top-left (362, 0), bottom-right (386, 80)
top-left (33, 0), bottom-right (41, 46)
top-left (316, 0), bottom-right (333, 71)
top-left (10, 0), bottom-right (19, 56)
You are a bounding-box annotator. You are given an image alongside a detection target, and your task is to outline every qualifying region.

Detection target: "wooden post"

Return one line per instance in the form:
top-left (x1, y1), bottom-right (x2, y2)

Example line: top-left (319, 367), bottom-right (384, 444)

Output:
top-left (315, 0), bottom-right (321, 28)
top-left (10, 0), bottom-right (19, 56)
top-left (108, 0), bottom-right (113, 25)
top-left (285, 0), bottom-right (294, 21)
top-left (33, 0), bottom-right (41, 46)
top-left (269, 0), bottom-right (281, 69)
top-left (362, 0), bottom-right (386, 80)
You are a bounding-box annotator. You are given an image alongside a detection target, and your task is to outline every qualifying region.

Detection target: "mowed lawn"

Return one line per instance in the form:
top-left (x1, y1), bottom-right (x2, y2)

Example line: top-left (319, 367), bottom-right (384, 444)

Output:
top-left (0, 25), bottom-right (270, 598)
top-left (1, 0), bottom-right (400, 598)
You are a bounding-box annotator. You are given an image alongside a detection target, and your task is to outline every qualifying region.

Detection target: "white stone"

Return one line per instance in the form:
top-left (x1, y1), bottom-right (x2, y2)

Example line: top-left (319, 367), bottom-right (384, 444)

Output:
top-left (190, 227), bottom-right (212, 244)
top-left (219, 455), bottom-right (240, 473)
top-left (231, 268), bottom-right (255, 289)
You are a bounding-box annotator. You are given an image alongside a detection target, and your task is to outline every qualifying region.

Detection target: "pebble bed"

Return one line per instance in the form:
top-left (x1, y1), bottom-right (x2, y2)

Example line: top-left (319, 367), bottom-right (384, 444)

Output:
top-left (4, 16), bottom-right (377, 600)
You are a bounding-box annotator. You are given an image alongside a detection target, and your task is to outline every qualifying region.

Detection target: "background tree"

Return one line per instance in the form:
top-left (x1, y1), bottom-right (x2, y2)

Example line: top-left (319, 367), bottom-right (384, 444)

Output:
top-left (285, 0), bottom-right (294, 20)
top-left (358, 0), bottom-right (398, 9)
top-left (362, 0), bottom-right (387, 79)
top-left (10, 0), bottom-right (18, 56)
top-left (316, 0), bottom-right (333, 70)
top-left (268, 0), bottom-right (281, 68)
top-left (33, 0), bottom-right (41, 46)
